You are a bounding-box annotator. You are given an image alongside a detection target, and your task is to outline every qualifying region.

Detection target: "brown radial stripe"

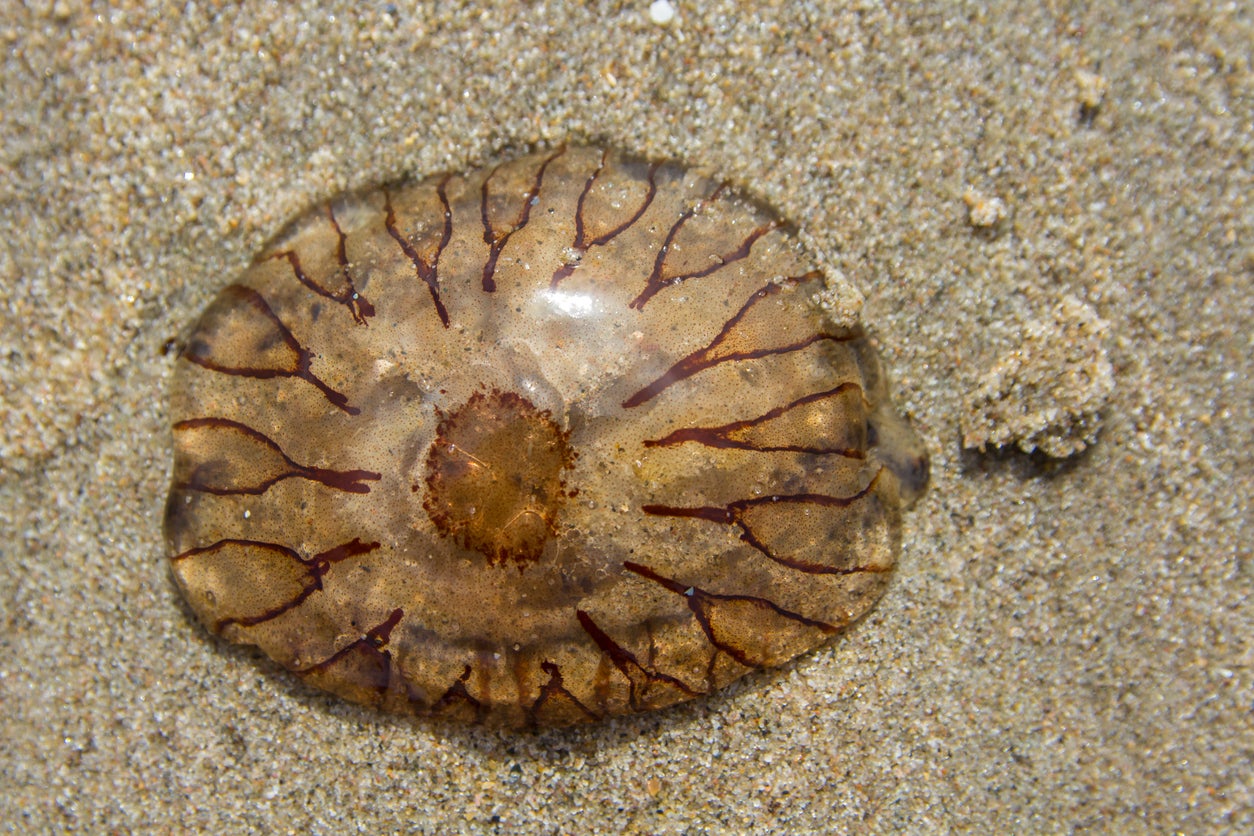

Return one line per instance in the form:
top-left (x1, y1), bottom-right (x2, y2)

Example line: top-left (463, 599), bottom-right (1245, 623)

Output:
top-left (575, 610), bottom-right (701, 709)
top-left (550, 150), bottom-right (662, 288)
top-left (480, 145), bottom-right (567, 292)
top-left (383, 177), bottom-right (452, 328)
top-left (628, 182), bottom-right (783, 311)
top-left (182, 284), bottom-right (359, 415)
top-left (269, 205), bottom-right (374, 325)
top-left (172, 537), bottom-right (379, 631)
top-left (623, 273), bottom-right (854, 408)
top-left (641, 470), bottom-right (889, 576)
top-left (173, 417), bottom-right (381, 495)
top-left (643, 381), bottom-right (867, 457)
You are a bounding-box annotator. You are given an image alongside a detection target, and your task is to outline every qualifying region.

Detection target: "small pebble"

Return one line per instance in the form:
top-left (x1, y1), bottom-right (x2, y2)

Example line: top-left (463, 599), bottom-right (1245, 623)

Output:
top-left (648, 1), bottom-right (676, 26)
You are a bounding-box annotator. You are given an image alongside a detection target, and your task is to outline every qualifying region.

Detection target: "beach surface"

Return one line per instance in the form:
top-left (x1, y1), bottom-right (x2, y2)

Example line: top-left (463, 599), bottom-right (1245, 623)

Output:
top-left (1, 1), bottom-right (1249, 832)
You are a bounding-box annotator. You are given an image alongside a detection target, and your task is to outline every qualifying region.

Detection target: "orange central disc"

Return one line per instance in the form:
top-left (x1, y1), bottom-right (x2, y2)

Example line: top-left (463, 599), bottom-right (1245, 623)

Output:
top-left (422, 388), bottom-right (575, 568)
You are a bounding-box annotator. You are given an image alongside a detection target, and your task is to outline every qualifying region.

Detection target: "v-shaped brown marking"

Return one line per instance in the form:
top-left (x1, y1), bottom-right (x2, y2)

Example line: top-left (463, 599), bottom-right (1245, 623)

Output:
top-left (430, 664), bottom-right (487, 722)
top-left (173, 417), bottom-right (381, 495)
top-left (480, 145), bottom-right (567, 292)
top-left (644, 381), bottom-right (868, 457)
top-left (270, 204), bottom-right (374, 325)
top-left (641, 470), bottom-right (889, 576)
top-left (622, 562), bottom-right (841, 669)
top-left (550, 150), bottom-right (661, 288)
top-left (628, 183), bottom-right (783, 310)
top-left (172, 538), bottom-right (379, 631)
top-left (384, 177), bottom-right (452, 327)
top-left (623, 273), bottom-right (855, 408)
top-left (526, 660), bottom-right (599, 727)
top-left (576, 610), bottom-right (700, 710)
top-left (183, 284), bottom-right (359, 414)
top-left (294, 608), bottom-right (404, 696)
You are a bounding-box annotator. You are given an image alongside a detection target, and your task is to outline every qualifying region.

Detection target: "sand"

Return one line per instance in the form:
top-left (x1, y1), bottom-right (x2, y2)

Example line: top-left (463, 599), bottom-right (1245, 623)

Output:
top-left (1, 1), bottom-right (1249, 832)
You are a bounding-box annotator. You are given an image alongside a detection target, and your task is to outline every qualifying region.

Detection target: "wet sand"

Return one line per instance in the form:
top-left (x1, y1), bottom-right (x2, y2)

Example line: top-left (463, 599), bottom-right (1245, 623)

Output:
top-left (1, 2), bottom-right (1249, 832)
